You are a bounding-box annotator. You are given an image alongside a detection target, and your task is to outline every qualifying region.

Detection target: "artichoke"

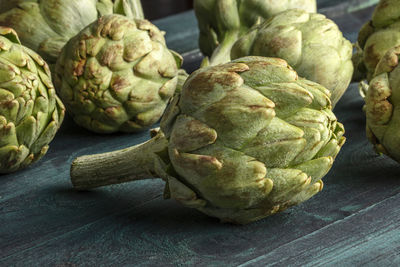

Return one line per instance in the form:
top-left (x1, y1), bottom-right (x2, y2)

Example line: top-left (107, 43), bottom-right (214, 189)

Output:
top-left (70, 57), bottom-right (345, 224)
top-left (194, 0), bottom-right (317, 64)
top-left (0, 0), bottom-right (144, 64)
top-left (0, 27), bottom-right (65, 173)
top-left (230, 9), bottom-right (353, 107)
top-left (365, 46), bottom-right (400, 163)
top-left (54, 15), bottom-right (183, 134)
top-left (354, 0), bottom-right (400, 82)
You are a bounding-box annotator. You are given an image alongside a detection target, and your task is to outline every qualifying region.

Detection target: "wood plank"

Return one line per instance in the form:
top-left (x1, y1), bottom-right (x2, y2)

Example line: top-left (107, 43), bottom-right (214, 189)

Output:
top-left (238, 192), bottom-right (400, 267)
top-left (0, 178), bottom-right (164, 258)
top-left (153, 11), bottom-right (200, 55)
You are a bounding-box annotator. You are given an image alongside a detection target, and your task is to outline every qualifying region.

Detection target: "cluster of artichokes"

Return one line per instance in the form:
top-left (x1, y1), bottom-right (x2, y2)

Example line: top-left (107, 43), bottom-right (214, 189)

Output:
top-left (0, 0), bottom-right (183, 171)
top-left (0, 0), bottom-right (398, 224)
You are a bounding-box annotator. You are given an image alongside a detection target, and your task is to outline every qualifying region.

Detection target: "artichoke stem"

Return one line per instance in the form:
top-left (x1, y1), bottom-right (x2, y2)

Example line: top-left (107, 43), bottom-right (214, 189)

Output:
top-left (70, 131), bottom-right (168, 190)
top-left (209, 32), bottom-right (239, 66)
top-left (114, 0), bottom-right (145, 20)
top-left (130, 0), bottom-right (145, 20)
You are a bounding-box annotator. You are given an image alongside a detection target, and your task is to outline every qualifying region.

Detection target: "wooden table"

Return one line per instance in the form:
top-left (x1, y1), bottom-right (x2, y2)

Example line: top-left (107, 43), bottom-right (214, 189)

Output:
top-left (2, 1), bottom-right (400, 266)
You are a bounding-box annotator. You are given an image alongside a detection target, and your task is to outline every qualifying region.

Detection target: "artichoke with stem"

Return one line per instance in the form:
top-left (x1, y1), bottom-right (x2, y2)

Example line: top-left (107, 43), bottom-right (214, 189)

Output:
top-left (54, 14), bottom-right (183, 134)
top-left (0, 27), bottom-right (65, 173)
top-left (0, 0), bottom-right (144, 65)
top-left (194, 0), bottom-right (317, 65)
top-left (227, 9), bottom-right (354, 107)
top-left (70, 56), bottom-right (345, 224)
top-left (365, 46), bottom-right (400, 163)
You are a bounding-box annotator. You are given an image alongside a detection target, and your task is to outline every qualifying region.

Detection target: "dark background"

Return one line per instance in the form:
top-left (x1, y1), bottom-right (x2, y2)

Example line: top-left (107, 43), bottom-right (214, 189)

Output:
top-left (143, 0), bottom-right (347, 20)
top-left (143, 0), bottom-right (193, 20)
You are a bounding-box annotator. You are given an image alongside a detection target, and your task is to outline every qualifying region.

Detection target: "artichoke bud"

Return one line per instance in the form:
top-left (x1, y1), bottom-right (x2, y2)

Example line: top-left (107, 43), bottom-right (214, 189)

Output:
top-left (55, 15), bottom-right (183, 134)
top-left (365, 45), bottom-right (400, 163)
top-left (355, 0), bottom-right (400, 82)
top-left (194, 0), bottom-right (317, 60)
top-left (0, 26), bottom-right (65, 174)
top-left (231, 9), bottom-right (353, 107)
top-left (71, 57), bottom-right (345, 224)
top-left (0, 0), bottom-right (144, 64)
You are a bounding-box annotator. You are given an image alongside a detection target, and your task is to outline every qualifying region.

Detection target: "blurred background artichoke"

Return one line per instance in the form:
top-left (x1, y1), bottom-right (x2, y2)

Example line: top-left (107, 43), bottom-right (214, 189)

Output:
top-left (0, 27), bottom-right (65, 173)
top-left (55, 14), bottom-right (183, 134)
top-left (354, 0), bottom-right (400, 82)
top-left (0, 0), bottom-right (144, 64)
top-left (365, 46), bottom-right (400, 163)
top-left (230, 9), bottom-right (353, 107)
top-left (194, 0), bottom-right (317, 65)
top-left (70, 57), bottom-right (345, 224)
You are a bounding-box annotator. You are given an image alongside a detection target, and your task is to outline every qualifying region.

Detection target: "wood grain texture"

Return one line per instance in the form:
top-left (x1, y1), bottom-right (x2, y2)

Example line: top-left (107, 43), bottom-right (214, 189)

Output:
top-left (1, 1), bottom-right (399, 266)
top-left (239, 193), bottom-right (400, 266)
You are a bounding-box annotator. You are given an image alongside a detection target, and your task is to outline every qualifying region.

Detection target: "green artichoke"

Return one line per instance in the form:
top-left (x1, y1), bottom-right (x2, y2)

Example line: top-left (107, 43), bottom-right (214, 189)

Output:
top-left (54, 15), bottom-right (183, 134)
top-left (230, 9), bottom-right (353, 107)
top-left (70, 57), bottom-right (345, 224)
top-left (354, 0), bottom-right (400, 82)
top-left (194, 0), bottom-right (317, 64)
top-left (0, 0), bottom-right (144, 64)
top-left (365, 46), bottom-right (400, 163)
top-left (0, 27), bottom-right (65, 173)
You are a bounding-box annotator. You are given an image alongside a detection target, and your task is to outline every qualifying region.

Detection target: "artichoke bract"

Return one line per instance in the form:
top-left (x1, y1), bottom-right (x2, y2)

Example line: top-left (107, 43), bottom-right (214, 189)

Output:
top-left (230, 9), bottom-right (353, 107)
top-left (354, 0), bottom-right (400, 82)
top-left (365, 46), bottom-right (400, 163)
top-left (194, 0), bottom-right (317, 64)
top-left (70, 57), bottom-right (345, 224)
top-left (0, 0), bottom-right (144, 64)
top-left (0, 27), bottom-right (65, 173)
top-left (54, 15), bottom-right (183, 134)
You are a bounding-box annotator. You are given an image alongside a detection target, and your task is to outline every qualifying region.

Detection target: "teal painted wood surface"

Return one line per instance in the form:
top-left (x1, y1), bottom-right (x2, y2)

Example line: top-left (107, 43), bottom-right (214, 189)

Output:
top-left (1, 1), bottom-right (400, 266)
